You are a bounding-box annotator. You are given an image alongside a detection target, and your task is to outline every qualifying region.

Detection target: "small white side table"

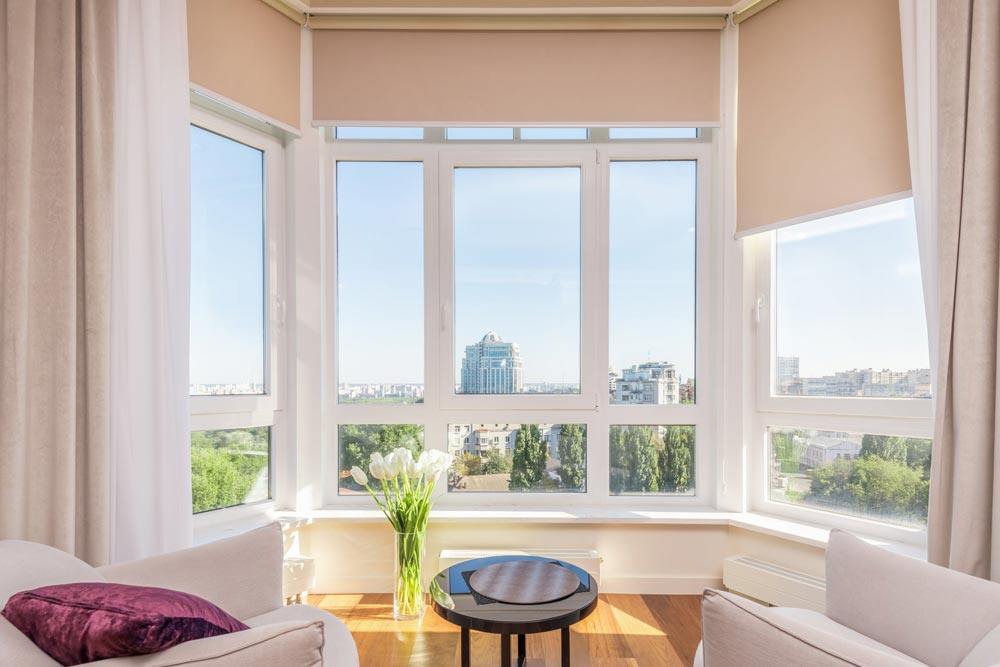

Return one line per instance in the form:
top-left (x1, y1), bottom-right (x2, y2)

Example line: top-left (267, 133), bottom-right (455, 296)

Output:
top-left (283, 556), bottom-right (316, 605)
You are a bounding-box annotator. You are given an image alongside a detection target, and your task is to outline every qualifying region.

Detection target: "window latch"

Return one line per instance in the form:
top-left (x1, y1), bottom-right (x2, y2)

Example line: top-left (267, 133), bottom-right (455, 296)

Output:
top-left (754, 295), bottom-right (764, 325)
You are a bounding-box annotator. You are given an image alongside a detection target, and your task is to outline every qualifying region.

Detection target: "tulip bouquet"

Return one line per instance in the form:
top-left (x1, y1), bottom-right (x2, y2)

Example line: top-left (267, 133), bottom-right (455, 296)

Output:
top-left (350, 448), bottom-right (451, 620)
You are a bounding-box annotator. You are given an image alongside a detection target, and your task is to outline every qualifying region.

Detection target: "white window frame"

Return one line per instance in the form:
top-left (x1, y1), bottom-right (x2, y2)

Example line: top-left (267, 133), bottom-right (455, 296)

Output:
top-left (324, 132), bottom-right (716, 510)
top-left (748, 230), bottom-right (933, 545)
top-left (189, 105), bottom-right (288, 519)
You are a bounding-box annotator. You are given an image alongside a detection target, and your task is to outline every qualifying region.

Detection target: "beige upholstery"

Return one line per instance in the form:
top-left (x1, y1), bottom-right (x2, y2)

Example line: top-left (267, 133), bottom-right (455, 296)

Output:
top-left (697, 530), bottom-right (1000, 667)
top-left (0, 523), bottom-right (358, 667)
top-left (826, 530), bottom-right (1000, 667)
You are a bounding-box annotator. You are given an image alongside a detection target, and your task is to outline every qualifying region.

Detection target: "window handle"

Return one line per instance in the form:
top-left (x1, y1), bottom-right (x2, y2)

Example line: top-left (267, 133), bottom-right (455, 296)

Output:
top-left (754, 295), bottom-right (764, 325)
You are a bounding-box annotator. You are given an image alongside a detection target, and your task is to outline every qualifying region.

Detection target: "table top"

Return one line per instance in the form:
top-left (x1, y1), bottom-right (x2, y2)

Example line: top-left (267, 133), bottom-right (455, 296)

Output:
top-left (430, 555), bottom-right (599, 635)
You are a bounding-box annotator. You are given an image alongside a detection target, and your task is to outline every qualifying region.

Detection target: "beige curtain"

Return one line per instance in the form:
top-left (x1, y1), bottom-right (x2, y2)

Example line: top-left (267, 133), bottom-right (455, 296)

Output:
top-left (0, 0), bottom-right (116, 565)
top-left (929, 0), bottom-right (1000, 581)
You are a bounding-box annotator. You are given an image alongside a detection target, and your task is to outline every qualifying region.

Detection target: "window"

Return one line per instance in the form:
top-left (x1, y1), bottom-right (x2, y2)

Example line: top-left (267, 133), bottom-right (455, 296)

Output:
top-left (190, 125), bottom-right (265, 396)
top-left (336, 162), bottom-right (424, 404)
top-left (609, 128), bottom-right (698, 140)
top-left (192, 428), bottom-right (271, 513)
top-left (338, 424), bottom-right (424, 494)
top-left (755, 197), bottom-right (932, 537)
top-left (768, 427), bottom-right (930, 526)
top-left (448, 424), bottom-right (587, 493)
top-left (447, 127), bottom-right (515, 140)
top-left (774, 199), bottom-right (930, 398)
top-left (336, 127), bottom-right (424, 140)
top-left (453, 167), bottom-right (581, 396)
top-left (610, 425), bottom-right (695, 495)
top-left (328, 128), bottom-right (711, 507)
top-left (609, 161), bottom-right (696, 405)
top-left (189, 107), bottom-right (284, 514)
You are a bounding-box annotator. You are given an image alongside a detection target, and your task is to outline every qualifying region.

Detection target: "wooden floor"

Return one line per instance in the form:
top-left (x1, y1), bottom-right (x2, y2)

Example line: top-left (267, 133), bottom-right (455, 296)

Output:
top-left (310, 593), bottom-right (702, 667)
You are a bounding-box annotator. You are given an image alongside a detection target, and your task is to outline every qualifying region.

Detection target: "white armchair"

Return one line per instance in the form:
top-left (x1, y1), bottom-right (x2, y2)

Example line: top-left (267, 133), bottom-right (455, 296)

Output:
top-left (0, 523), bottom-right (359, 667)
top-left (695, 530), bottom-right (1000, 667)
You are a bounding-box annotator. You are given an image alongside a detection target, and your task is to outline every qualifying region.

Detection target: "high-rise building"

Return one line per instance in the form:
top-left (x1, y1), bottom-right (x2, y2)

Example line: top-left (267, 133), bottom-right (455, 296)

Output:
top-left (460, 331), bottom-right (524, 394)
top-left (613, 361), bottom-right (680, 404)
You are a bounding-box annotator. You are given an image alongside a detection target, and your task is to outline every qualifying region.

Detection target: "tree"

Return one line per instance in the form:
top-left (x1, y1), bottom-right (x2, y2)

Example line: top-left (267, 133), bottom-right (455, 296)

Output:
top-left (557, 424), bottom-right (586, 490)
top-left (808, 456), bottom-right (927, 521)
top-left (660, 426), bottom-right (693, 493)
top-left (457, 453), bottom-right (482, 476)
top-left (509, 425), bottom-right (547, 490)
top-left (339, 424), bottom-right (424, 481)
top-left (624, 426), bottom-right (660, 493)
top-left (859, 434), bottom-right (907, 465)
top-left (482, 448), bottom-right (512, 475)
top-left (904, 437), bottom-right (932, 479)
top-left (609, 426), bottom-right (627, 494)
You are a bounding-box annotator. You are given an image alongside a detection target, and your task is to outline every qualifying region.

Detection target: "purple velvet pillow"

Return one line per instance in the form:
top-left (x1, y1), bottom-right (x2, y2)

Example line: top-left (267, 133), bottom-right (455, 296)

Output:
top-left (1, 582), bottom-right (249, 666)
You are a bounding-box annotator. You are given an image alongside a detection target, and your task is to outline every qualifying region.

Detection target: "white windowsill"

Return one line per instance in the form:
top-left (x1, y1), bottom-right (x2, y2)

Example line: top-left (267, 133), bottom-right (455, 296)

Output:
top-left (267, 507), bottom-right (927, 560)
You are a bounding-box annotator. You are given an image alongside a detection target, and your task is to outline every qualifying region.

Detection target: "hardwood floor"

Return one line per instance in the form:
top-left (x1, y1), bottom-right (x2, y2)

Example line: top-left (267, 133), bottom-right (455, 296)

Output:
top-left (310, 593), bottom-right (702, 667)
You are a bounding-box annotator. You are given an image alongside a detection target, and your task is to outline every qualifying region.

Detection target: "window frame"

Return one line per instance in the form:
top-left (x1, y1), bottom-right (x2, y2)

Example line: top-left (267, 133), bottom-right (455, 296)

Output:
top-left (749, 227), bottom-right (933, 544)
top-left (189, 105), bottom-right (287, 517)
top-left (324, 133), bottom-right (716, 510)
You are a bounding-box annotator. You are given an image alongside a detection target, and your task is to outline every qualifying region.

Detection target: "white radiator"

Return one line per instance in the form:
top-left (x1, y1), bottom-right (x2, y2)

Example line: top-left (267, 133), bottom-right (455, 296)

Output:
top-left (439, 549), bottom-right (601, 585)
top-left (723, 556), bottom-right (826, 612)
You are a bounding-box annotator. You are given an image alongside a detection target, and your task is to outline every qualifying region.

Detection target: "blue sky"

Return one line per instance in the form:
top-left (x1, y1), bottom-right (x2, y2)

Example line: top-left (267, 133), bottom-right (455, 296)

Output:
top-left (189, 126), bottom-right (265, 388)
top-left (191, 139), bottom-right (929, 388)
top-left (776, 198), bottom-right (929, 377)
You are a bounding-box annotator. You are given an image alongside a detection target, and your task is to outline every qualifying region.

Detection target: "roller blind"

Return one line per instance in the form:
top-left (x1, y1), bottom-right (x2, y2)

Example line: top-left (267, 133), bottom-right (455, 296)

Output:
top-left (313, 29), bottom-right (721, 124)
top-left (736, 0), bottom-right (911, 236)
top-left (187, 0), bottom-right (301, 130)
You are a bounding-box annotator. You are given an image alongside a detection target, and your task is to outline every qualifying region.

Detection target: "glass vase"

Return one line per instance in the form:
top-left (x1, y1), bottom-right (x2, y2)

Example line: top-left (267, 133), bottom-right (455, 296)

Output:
top-left (394, 530), bottom-right (427, 620)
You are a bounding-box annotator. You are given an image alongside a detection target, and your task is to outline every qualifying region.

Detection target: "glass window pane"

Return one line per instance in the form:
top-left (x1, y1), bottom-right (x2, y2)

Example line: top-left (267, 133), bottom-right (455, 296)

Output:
top-left (454, 167), bottom-right (581, 395)
top-left (335, 127), bottom-right (424, 140)
top-left (447, 127), bottom-right (515, 140)
top-left (609, 128), bottom-right (698, 139)
top-left (609, 426), bottom-right (695, 495)
top-left (447, 424), bottom-right (586, 493)
top-left (520, 128), bottom-right (588, 140)
top-left (609, 161), bottom-right (696, 404)
top-left (191, 428), bottom-right (270, 512)
top-left (775, 198), bottom-right (930, 398)
top-left (338, 424), bottom-right (424, 495)
top-left (190, 126), bottom-right (265, 396)
top-left (337, 162), bottom-right (424, 404)
top-left (768, 427), bottom-right (930, 526)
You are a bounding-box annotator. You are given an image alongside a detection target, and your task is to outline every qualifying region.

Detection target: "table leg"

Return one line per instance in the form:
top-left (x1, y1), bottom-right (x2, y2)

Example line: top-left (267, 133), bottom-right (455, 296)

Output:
top-left (461, 627), bottom-right (470, 667)
top-left (501, 633), bottom-right (511, 666)
top-left (517, 634), bottom-right (526, 666)
top-left (561, 627), bottom-right (571, 667)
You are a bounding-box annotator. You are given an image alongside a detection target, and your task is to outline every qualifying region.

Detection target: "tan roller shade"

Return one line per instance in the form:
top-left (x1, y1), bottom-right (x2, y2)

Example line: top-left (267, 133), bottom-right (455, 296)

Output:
top-left (736, 0), bottom-right (911, 236)
top-left (313, 30), bottom-right (721, 124)
top-left (188, 0), bottom-right (301, 130)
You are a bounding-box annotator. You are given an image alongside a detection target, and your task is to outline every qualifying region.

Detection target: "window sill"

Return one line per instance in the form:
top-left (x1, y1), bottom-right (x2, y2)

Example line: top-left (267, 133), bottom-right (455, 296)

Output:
top-left (192, 506), bottom-right (925, 562)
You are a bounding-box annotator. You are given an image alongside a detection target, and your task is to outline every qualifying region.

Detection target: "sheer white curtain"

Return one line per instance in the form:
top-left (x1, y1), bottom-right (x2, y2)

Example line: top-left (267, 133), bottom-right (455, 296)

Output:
top-left (110, 0), bottom-right (193, 563)
top-left (899, 0), bottom-right (939, 392)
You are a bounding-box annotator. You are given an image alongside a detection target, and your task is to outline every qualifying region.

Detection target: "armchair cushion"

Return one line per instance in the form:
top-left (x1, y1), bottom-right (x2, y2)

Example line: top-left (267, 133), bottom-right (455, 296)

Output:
top-left (2, 583), bottom-right (248, 666)
top-left (826, 530), bottom-right (1000, 667)
top-left (701, 589), bottom-right (925, 667)
top-left (0, 540), bottom-right (105, 607)
top-left (246, 604), bottom-right (360, 667)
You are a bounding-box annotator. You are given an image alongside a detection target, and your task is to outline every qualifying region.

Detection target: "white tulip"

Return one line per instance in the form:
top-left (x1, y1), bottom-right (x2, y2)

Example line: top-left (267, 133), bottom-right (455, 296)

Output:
top-left (369, 452), bottom-right (388, 480)
top-left (350, 466), bottom-right (369, 486)
top-left (424, 450), bottom-right (450, 480)
top-left (405, 457), bottom-right (422, 480)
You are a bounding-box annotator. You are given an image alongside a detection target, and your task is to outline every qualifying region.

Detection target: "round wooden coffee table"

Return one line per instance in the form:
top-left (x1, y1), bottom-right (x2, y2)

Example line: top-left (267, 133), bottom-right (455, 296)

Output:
top-left (430, 556), bottom-right (598, 667)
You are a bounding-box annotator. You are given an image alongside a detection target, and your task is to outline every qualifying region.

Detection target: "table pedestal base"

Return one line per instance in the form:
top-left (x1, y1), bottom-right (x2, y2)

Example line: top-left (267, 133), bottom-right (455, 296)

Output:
top-left (460, 627), bottom-right (570, 667)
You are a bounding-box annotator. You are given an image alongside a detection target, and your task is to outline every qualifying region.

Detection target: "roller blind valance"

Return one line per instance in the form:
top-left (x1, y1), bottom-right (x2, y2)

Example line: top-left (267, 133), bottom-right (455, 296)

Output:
top-left (312, 29), bottom-right (721, 125)
top-left (187, 0), bottom-right (301, 130)
top-left (735, 0), bottom-right (911, 236)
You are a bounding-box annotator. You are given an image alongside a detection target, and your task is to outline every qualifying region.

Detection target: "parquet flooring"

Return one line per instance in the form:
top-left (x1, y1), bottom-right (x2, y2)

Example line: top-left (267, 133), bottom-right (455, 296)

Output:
top-left (309, 593), bottom-right (702, 667)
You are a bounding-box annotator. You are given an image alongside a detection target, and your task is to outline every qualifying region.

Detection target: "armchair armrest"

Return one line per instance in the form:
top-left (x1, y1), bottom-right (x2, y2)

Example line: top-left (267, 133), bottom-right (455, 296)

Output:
top-left (700, 589), bottom-right (923, 667)
top-left (80, 620), bottom-right (323, 667)
top-left (98, 523), bottom-right (283, 620)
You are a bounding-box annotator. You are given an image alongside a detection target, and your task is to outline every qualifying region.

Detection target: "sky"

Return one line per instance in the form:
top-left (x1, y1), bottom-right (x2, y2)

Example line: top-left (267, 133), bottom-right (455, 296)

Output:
top-left (776, 198), bottom-right (930, 377)
top-left (190, 132), bottom-right (929, 388)
top-left (189, 126), bottom-right (265, 388)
